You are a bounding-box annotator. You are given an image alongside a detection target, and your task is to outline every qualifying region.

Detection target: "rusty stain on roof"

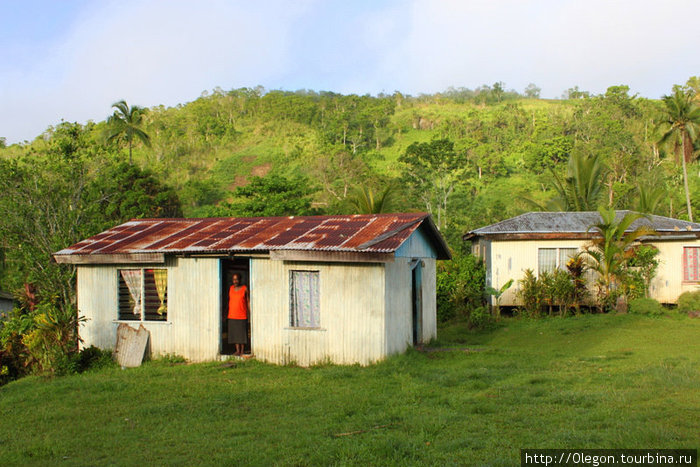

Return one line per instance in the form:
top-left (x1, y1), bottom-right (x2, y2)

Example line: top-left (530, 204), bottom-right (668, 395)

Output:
top-left (55, 213), bottom-right (450, 259)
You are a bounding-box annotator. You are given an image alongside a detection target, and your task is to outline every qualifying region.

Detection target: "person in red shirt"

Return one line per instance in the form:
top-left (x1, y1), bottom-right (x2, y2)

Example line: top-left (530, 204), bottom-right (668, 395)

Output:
top-left (228, 273), bottom-right (249, 356)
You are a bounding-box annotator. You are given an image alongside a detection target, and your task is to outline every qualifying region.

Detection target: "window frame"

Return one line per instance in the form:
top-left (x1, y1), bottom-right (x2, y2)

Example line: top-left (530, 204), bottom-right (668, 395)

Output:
top-left (288, 269), bottom-right (321, 330)
top-left (116, 267), bottom-right (169, 323)
top-left (537, 247), bottom-right (578, 276)
top-left (683, 246), bottom-right (700, 283)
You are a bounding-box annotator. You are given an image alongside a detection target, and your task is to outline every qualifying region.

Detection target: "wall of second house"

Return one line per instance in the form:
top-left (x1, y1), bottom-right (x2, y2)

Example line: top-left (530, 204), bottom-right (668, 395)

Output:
top-left (77, 257), bottom-right (221, 362)
top-left (250, 258), bottom-right (386, 366)
top-left (487, 239), bottom-right (589, 306)
top-left (648, 239), bottom-right (700, 303)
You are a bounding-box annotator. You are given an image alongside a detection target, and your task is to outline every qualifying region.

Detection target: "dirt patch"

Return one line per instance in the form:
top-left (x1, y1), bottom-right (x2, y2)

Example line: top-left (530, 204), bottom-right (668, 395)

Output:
top-left (251, 163), bottom-right (271, 177)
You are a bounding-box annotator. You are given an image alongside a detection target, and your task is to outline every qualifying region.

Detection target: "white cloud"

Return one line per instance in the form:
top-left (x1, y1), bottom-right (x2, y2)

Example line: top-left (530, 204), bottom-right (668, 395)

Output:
top-left (1, 0), bottom-right (698, 143)
top-left (1, 0), bottom-right (312, 143)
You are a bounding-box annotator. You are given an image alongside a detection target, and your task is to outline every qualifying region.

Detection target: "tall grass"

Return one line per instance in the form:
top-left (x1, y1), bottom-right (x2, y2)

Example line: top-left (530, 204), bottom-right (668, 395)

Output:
top-left (1, 314), bottom-right (698, 465)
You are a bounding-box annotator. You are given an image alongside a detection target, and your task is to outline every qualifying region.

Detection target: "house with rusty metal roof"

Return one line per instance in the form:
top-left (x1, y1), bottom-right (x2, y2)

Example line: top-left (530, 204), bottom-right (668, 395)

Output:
top-left (464, 211), bottom-right (700, 306)
top-left (54, 213), bottom-right (450, 365)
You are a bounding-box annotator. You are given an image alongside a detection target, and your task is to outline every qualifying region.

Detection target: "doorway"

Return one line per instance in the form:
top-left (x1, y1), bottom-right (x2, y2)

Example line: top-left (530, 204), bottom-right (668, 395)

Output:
top-left (221, 258), bottom-right (251, 356)
top-left (411, 260), bottom-right (423, 346)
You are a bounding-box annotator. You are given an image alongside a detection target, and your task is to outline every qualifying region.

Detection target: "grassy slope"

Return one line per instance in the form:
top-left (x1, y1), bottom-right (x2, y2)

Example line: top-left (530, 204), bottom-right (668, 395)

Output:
top-left (1, 314), bottom-right (698, 466)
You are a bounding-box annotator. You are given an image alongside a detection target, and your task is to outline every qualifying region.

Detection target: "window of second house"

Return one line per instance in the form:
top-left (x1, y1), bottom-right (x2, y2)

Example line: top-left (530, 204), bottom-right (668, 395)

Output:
top-left (538, 247), bottom-right (577, 275)
top-left (289, 270), bottom-right (320, 328)
top-left (683, 247), bottom-right (700, 282)
top-left (118, 268), bottom-right (168, 321)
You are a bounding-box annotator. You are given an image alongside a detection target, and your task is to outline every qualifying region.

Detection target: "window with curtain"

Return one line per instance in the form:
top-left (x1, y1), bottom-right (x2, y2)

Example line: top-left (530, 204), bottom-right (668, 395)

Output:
top-left (118, 268), bottom-right (167, 321)
top-left (683, 247), bottom-right (700, 282)
top-left (538, 247), bottom-right (578, 276)
top-left (559, 248), bottom-right (577, 270)
top-left (289, 270), bottom-right (320, 328)
top-left (538, 248), bottom-right (557, 275)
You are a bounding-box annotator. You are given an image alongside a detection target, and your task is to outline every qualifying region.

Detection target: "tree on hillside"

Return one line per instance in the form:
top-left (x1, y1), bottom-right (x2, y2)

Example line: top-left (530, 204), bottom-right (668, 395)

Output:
top-left (658, 88), bottom-right (700, 221)
top-left (524, 83), bottom-right (541, 99)
top-left (218, 174), bottom-right (317, 217)
top-left (399, 139), bottom-right (464, 229)
top-left (0, 122), bottom-right (181, 309)
top-left (105, 100), bottom-right (151, 164)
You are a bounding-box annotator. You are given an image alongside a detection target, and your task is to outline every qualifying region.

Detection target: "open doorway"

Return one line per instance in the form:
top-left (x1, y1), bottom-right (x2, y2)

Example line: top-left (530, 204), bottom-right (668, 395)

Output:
top-left (221, 258), bottom-right (251, 356)
top-left (411, 259), bottom-right (423, 346)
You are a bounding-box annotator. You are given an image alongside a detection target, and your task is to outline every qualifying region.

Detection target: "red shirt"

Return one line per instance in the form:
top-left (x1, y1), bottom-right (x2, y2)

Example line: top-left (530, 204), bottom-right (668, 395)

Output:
top-left (228, 285), bottom-right (248, 319)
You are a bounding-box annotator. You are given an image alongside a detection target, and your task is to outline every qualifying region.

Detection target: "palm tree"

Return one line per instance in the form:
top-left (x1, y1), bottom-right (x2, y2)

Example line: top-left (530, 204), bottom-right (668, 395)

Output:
top-left (658, 89), bottom-right (700, 221)
top-left (105, 100), bottom-right (151, 164)
top-left (525, 152), bottom-right (606, 211)
top-left (347, 185), bottom-right (396, 214)
top-left (634, 184), bottom-right (665, 215)
top-left (583, 208), bottom-right (654, 310)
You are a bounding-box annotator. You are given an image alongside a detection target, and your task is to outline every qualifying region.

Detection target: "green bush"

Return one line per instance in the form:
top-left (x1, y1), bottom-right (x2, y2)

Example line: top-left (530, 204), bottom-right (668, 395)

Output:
top-left (677, 291), bottom-right (700, 313)
top-left (76, 346), bottom-right (114, 373)
top-left (436, 253), bottom-right (485, 322)
top-left (22, 301), bottom-right (85, 376)
top-left (628, 298), bottom-right (665, 316)
top-left (467, 306), bottom-right (493, 329)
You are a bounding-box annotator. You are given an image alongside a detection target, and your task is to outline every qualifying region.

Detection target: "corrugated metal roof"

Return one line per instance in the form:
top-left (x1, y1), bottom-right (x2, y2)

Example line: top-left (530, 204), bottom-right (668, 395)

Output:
top-left (55, 213), bottom-right (450, 259)
top-left (467, 211), bottom-right (700, 237)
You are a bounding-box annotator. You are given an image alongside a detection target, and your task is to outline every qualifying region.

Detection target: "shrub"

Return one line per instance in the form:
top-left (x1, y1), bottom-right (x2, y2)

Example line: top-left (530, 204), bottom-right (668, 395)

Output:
top-left (677, 291), bottom-right (700, 314)
top-left (436, 253), bottom-right (486, 322)
top-left (21, 301), bottom-right (85, 376)
top-left (0, 308), bottom-right (34, 384)
top-left (628, 297), bottom-right (665, 316)
top-left (76, 346), bottom-right (114, 373)
top-left (467, 306), bottom-right (492, 329)
top-left (517, 269), bottom-right (541, 317)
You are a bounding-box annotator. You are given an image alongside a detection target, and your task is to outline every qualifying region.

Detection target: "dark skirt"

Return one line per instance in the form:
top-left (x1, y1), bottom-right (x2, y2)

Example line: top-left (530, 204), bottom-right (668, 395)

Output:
top-left (228, 319), bottom-right (248, 344)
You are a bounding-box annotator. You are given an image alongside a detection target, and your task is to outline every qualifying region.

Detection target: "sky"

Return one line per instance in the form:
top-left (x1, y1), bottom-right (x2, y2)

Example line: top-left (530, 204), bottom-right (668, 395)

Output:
top-left (1, 0), bottom-right (699, 144)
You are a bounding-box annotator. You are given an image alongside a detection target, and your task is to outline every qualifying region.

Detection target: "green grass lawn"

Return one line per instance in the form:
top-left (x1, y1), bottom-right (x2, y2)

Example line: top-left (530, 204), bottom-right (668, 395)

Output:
top-left (1, 314), bottom-right (699, 466)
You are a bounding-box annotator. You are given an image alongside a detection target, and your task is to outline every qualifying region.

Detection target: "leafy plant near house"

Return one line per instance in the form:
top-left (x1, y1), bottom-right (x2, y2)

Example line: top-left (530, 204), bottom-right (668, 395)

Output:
top-left (628, 297), bottom-right (666, 316)
top-left (22, 301), bottom-right (86, 375)
top-left (677, 291), bottom-right (700, 314)
top-left (625, 245), bottom-right (660, 299)
top-left (583, 208), bottom-right (654, 311)
top-left (517, 269), bottom-right (542, 317)
top-left (565, 253), bottom-right (589, 314)
top-left (436, 253), bottom-right (486, 323)
top-left (485, 279), bottom-right (513, 319)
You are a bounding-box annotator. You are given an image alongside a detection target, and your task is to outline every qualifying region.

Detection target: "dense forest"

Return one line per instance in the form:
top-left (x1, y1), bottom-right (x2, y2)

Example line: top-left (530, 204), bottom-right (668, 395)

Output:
top-left (1, 77), bottom-right (700, 377)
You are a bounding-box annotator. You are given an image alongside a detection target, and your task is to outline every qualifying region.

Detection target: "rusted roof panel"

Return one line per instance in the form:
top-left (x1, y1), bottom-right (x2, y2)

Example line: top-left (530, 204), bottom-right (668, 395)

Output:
top-left (467, 211), bottom-right (700, 238)
top-left (54, 213), bottom-right (451, 260)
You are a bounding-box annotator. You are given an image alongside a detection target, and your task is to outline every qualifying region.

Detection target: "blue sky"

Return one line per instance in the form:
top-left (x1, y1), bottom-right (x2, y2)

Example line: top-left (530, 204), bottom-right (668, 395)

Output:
top-left (1, 0), bottom-right (698, 144)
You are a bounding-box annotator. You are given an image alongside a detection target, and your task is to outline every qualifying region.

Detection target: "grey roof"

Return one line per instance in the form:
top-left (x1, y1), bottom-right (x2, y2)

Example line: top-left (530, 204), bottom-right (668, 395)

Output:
top-left (468, 211), bottom-right (700, 236)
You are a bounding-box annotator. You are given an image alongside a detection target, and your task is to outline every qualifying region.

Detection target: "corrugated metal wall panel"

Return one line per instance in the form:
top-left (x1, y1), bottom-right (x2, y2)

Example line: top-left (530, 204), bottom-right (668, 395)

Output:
top-left (250, 259), bottom-right (385, 366)
top-left (77, 257), bottom-right (220, 362)
top-left (384, 259), bottom-right (411, 355)
top-left (77, 266), bottom-right (118, 349)
top-left (168, 257), bottom-right (220, 361)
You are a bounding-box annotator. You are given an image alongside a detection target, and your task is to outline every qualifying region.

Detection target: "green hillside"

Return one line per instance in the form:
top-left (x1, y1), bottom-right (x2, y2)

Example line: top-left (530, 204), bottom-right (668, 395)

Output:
top-left (1, 80), bottom-right (699, 326)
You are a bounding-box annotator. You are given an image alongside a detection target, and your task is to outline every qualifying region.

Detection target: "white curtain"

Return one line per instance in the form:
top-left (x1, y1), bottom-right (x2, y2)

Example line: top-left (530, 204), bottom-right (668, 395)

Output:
top-left (538, 248), bottom-right (556, 275)
top-left (120, 269), bottom-right (142, 317)
top-left (290, 271), bottom-right (320, 327)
